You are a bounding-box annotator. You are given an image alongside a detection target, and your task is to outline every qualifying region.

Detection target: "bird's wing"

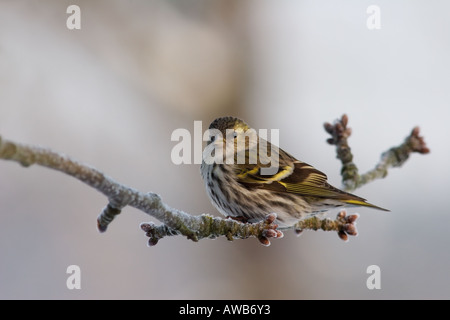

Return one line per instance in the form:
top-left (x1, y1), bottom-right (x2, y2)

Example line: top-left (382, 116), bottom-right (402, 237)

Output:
top-left (234, 141), bottom-right (388, 210)
top-left (236, 159), bottom-right (351, 199)
top-left (236, 159), bottom-right (389, 210)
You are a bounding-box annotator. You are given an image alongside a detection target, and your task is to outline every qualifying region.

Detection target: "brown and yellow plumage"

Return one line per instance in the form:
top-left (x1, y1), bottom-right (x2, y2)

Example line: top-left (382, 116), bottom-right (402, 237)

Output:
top-left (201, 116), bottom-right (388, 227)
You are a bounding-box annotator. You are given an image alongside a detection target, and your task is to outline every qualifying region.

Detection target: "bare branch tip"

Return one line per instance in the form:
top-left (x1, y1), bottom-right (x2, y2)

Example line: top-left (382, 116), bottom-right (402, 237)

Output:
top-left (334, 209), bottom-right (359, 240)
top-left (97, 219), bottom-right (108, 233)
top-left (265, 213), bottom-right (277, 224)
top-left (337, 209), bottom-right (347, 219)
top-left (326, 138), bottom-right (335, 145)
top-left (338, 231), bottom-right (349, 242)
top-left (324, 114), bottom-right (352, 146)
top-left (263, 229), bottom-right (278, 238)
top-left (324, 122), bottom-right (334, 134)
top-left (147, 238), bottom-right (159, 247)
top-left (344, 223), bottom-right (358, 236)
top-left (140, 222), bottom-right (152, 232)
top-left (341, 114), bottom-right (349, 127)
top-left (408, 126), bottom-right (430, 154)
top-left (345, 214), bottom-right (359, 224)
top-left (258, 236), bottom-right (271, 247)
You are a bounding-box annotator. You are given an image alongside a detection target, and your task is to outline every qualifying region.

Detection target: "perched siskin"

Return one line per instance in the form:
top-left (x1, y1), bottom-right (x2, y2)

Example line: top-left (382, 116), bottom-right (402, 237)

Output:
top-left (200, 116), bottom-right (388, 227)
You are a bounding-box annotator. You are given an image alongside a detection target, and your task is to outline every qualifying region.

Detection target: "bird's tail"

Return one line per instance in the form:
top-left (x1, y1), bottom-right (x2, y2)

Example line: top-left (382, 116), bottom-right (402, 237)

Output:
top-left (342, 199), bottom-right (390, 212)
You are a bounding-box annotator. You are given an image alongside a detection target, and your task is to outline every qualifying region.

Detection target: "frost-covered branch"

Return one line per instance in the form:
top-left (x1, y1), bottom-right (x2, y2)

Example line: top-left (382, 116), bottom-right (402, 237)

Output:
top-left (0, 135), bottom-right (282, 245)
top-left (324, 114), bottom-right (430, 192)
top-left (0, 114), bottom-right (429, 246)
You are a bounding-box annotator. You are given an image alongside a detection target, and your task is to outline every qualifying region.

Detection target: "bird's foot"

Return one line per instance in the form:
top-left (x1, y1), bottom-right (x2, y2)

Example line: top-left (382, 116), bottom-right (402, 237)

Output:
top-left (226, 215), bottom-right (249, 223)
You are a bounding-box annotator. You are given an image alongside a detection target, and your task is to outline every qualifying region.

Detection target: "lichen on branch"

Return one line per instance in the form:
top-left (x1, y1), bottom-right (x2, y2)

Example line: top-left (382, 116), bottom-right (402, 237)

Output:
top-left (324, 114), bottom-right (430, 192)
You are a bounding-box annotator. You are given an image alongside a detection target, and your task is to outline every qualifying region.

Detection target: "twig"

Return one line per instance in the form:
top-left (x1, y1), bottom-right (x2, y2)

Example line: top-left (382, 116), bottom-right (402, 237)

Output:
top-left (324, 114), bottom-right (430, 192)
top-left (141, 213), bottom-right (282, 247)
top-left (293, 210), bottom-right (359, 242)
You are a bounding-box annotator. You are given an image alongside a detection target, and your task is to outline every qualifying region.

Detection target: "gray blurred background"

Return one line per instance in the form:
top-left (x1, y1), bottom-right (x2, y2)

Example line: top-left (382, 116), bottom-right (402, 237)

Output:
top-left (0, 0), bottom-right (448, 299)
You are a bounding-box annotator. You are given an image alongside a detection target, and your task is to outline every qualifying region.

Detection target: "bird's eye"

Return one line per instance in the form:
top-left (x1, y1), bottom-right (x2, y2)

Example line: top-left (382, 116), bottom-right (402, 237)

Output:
top-left (210, 135), bottom-right (216, 142)
top-left (233, 132), bottom-right (238, 139)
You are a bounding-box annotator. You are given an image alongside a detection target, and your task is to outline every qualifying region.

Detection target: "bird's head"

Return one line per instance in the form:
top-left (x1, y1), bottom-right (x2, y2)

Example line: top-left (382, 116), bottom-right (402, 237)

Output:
top-left (206, 116), bottom-right (252, 145)
top-left (204, 116), bottom-right (257, 165)
top-left (208, 116), bottom-right (249, 137)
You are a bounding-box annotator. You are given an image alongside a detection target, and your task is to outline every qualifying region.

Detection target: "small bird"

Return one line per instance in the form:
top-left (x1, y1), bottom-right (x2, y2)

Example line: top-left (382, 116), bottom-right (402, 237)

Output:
top-left (200, 116), bottom-right (388, 227)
